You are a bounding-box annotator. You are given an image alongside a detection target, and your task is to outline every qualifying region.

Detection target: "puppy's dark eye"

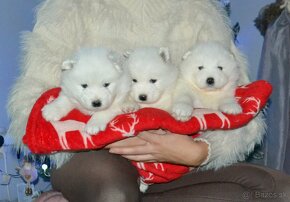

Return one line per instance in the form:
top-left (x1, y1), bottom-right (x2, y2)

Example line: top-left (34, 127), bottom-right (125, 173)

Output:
top-left (150, 79), bottom-right (157, 83)
top-left (81, 84), bottom-right (88, 88)
top-left (198, 66), bottom-right (204, 70)
top-left (132, 79), bottom-right (137, 83)
top-left (218, 66), bottom-right (223, 70)
top-left (103, 83), bottom-right (110, 87)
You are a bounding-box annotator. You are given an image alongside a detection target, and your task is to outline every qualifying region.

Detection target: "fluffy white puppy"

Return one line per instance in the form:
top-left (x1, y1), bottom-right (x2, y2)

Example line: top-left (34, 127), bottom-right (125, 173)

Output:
top-left (42, 48), bottom-right (131, 134)
top-left (123, 47), bottom-right (178, 112)
top-left (123, 47), bottom-right (179, 193)
top-left (172, 42), bottom-right (265, 170)
top-left (172, 42), bottom-right (242, 121)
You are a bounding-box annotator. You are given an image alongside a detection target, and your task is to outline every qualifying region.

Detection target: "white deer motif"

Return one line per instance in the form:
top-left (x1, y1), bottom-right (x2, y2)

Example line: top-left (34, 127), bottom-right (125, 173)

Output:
top-left (215, 111), bottom-right (231, 128)
top-left (50, 120), bottom-right (96, 150)
top-left (154, 163), bottom-right (165, 171)
top-left (243, 97), bottom-right (261, 115)
top-left (192, 108), bottom-right (231, 130)
top-left (109, 113), bottom-right (139, 137)
top-left (139, 173), bottom-right (153, 192)
top-left (142, 172), bottom-right (154, 182)
top-left (136, 162), bottom-right (146, 170)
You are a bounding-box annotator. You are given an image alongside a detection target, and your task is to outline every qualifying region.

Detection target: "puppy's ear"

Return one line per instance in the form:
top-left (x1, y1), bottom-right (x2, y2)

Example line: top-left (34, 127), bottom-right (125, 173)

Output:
top-left (123, 49), bottom-right (133, 58)
top-left (229, 52), bottom-right (236, 60)
top-left (159, 47), bottom-right (170, 63)
top-left (61, 60), bottom-right (75, 71)
top-left (182, 51), bottom-right (192, 60)
top-left (107, 50), bottom-right (124, 73)
top-left (107, 50), bottom-right (119, 62)
top-left (113, 63), bottom-right (123, 73)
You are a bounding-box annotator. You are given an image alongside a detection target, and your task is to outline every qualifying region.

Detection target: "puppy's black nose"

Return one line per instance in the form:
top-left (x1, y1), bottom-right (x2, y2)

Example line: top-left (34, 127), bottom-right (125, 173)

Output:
top-left (92, 100), bottom-right (102, 107)
top-left (206, 77), bottom-right (215, 86)
top-left (139, 94), bottom-right (147, 101)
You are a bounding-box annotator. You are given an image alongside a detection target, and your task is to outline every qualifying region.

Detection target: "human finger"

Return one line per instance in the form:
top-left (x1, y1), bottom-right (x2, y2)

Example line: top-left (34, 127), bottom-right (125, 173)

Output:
top-left (109, 144), bottom-right (153, 155)
top-left (121, 154), bottom-right (157, 162)
top-left (137, 131), bottom-right (164, 143)
top-left (105, 136), bottom-right (146, 149)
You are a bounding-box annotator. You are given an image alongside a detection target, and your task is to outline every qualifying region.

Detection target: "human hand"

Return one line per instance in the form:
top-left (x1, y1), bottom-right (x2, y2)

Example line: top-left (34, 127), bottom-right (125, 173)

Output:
top-left (107, 130), bottom-right (209, 167)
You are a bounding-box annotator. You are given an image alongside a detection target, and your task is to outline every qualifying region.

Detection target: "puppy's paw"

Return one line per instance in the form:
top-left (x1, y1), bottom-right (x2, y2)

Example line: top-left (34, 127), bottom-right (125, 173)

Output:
top-left (41, 104), bottom-right (63, 121)
top-left (122, 102), bottom-right (140, 113)
top-left (219, 103), bottom-right (242, 114)
top-left (85, 119), bottom-right (108, 135)
top-left (85, 125), bottom-right (100, 135)
top-left (172, 103), bottom-right (193, 121)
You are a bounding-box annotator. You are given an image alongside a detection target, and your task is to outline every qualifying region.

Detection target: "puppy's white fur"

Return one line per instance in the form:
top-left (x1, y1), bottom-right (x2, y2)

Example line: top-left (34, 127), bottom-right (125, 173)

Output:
top-left (42, 48), bottom-right (130, 134)
top-left (124, 47), bottom-right (178, 112)
top-left (123, 47), bottom-right (179, 193)
top-left (173, 42), bottom-right (265, 170)
top-left (173, 42), bottom-right (242, 121)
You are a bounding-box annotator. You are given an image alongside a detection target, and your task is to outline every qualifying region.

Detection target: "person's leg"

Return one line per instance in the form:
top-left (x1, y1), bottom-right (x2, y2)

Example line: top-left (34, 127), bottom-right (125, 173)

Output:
top-left (51, 150), bottom-right (140, 202)
top-left (143, 163), bottom-right (290, 202)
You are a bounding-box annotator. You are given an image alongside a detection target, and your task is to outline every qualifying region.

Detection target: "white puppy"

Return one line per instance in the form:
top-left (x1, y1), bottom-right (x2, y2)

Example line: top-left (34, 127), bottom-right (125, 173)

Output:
top-left (172, 42), bottom-right (242, 121)
top-left (172, 42), bottom-right (265, 171)
top-left (123, 47), bottom-right (179, 112)
top-left (123, 47), bottom-right (179, 192)
top-left (42, 48), bottom-right (131, 134)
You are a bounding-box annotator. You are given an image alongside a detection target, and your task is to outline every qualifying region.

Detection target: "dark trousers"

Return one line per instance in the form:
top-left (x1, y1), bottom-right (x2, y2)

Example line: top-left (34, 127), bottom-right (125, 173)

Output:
top-left (50, 150), bottom-right (290, 202)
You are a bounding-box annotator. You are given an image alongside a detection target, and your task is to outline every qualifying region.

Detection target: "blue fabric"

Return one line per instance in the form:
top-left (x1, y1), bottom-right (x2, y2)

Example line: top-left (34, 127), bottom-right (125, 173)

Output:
top-left (258, 9), bottom-right (290, 174)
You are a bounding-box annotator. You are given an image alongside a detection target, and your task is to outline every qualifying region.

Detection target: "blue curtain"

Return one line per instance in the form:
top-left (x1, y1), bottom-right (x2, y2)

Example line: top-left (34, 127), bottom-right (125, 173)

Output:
top-left (257, 8), bottom-right (290, 174)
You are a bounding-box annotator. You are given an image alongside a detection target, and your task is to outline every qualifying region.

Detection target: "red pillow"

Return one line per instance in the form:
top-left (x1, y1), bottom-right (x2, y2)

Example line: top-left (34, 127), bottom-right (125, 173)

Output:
top-left (23, 80), bottom-right (272, 185)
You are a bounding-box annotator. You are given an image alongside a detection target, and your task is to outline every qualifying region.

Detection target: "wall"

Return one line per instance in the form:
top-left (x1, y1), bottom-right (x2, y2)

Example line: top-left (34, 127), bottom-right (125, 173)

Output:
top-left (230, 0), bottom-right (275, 80)
top-left (0, 0), bottom-right (42, 131)
top-left (0, 1), bottom-right (45, 201)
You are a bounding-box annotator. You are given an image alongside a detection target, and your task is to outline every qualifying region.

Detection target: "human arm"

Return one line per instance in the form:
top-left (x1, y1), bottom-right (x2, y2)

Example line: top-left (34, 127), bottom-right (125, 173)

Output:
top-left (107, 130), bottom-right (209, 167)
top-left (107, 113), bottom-right (265, 170)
